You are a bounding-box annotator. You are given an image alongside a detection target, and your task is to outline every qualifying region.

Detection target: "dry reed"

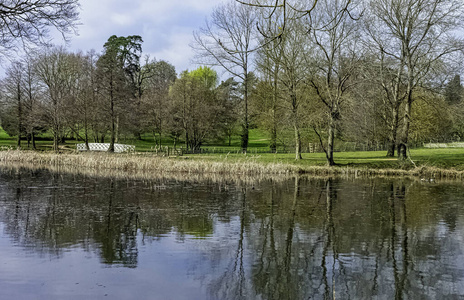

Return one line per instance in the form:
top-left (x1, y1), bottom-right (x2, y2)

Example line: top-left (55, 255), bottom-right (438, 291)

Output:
top-left (0, 150), bottom-right (462, 180)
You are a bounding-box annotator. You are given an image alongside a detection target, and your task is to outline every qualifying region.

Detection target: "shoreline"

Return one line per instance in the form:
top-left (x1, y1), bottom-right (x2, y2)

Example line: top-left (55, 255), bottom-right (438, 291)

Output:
top-left (0, 150), bottom-right (462, 180)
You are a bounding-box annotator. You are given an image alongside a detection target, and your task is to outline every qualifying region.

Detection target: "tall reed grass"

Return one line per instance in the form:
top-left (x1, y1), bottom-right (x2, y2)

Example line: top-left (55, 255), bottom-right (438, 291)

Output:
top-left (0, 150), bottom-right (462, 180)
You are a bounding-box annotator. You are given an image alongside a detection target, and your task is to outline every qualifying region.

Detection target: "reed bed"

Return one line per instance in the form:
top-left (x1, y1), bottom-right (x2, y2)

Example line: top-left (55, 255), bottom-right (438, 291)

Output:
top-left (0, 150), bottom-right (298, 175)
top-left (0, 150), bottom-right (463, 180)
top-left (1, 161), bottom-right (294, 186)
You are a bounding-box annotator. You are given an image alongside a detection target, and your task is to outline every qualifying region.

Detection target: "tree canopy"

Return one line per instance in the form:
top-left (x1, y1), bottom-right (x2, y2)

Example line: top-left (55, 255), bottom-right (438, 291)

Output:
top-left (0, 0), bottom-right (80, 54)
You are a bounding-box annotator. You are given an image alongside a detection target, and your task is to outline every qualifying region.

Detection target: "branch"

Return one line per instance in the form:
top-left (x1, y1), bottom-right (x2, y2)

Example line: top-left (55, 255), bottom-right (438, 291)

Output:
top-left (313, 126), bottom-right (328, 158)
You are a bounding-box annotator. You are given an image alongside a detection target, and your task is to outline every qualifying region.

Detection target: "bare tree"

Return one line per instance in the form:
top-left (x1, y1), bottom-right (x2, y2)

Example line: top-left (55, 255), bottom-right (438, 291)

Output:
top-left (235, 0), bottom-right (354, 50)
top-left (140, 59), bottom-right (176, 147)
top-left (21, 53), bottom-right (42, 149)
top-left (277, 22), bottom-right (311, 160)
top-left (307, 0), bottom-right (362, 165)
top-left (362, 14), bottom-right (409, 157)
top-left (62, 50), bottom-right (98, 150)
top-left (0, 52), bottom-right (43, 149)
top-left (367, 0), bottom-right (464, 159)
top-left (193, 1), bottom-right (257, 153)
top-left (0, 61), bottom-right (24, 148)
top-left (254, 14), bottom-right (285, 153)
top-left (0, 0), bottom-right (79, 55)
top-left (35, 47), bottom-right (79, 151)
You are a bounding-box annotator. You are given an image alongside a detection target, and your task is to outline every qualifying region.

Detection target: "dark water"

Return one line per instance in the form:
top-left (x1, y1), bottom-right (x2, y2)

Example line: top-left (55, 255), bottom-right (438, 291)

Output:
top-left (0, 169), bottom-right (463, 299)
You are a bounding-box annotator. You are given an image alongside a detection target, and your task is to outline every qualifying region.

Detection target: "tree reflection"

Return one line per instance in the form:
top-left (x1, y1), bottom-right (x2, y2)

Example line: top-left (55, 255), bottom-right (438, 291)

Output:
top-left (92, 180), bottom-right (139, 267)
top-left (1, 170), bottom-right (464, 298)
top-left (208, 187), bottom-right (250, 300)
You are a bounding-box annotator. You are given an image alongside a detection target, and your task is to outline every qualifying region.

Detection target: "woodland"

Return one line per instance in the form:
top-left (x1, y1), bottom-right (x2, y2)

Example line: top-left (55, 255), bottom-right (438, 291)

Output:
top-left (1, 0), bottom-right (464, 166)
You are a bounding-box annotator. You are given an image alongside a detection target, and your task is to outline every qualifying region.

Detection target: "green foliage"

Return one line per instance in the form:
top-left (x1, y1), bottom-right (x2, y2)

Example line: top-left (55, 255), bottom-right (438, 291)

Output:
top-left (0, 106), bottom-right (19, 137)
top-left (140, 59), bottom-right (177, 145)
top-left (189, 66), bottom-right (218, 90)
top-left (103, 35), bottom-right (143, 72)
top-left (168, 67), bottom-right (223, 151)
top-left (0, 126), bottom-right (12, 139)
top-left (445, 75), bottom-right (462, 105)
top-left (410, 90), bottom-right (454, 143)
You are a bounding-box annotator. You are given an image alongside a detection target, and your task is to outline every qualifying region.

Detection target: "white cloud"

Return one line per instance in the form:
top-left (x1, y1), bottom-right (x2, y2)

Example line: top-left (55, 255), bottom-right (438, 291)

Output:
top-left (110, 13), bottom-right (134, 26)
top-left (149, 32), bottom-right (196, 73)
top-left (59, 0), bottom-right (226, 73)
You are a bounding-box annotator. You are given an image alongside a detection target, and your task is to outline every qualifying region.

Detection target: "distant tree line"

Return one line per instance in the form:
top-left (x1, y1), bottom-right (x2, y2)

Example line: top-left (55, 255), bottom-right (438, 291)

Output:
top-left (1, 0), bottom-right (464, 165)
top-left (193, 0), bottom-right (464, 164)
top-left (0, 39), bottom-right (238, 153)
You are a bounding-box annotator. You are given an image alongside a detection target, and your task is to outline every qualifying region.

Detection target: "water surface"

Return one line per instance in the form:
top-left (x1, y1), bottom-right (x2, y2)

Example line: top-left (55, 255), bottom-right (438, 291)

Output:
top-left (0, 168), bottom-right (463, 299)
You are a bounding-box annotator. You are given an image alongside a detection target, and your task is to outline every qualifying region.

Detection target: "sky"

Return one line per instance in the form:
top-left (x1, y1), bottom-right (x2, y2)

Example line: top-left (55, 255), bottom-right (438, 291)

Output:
top-left (51, 0), bottom-right (226, 74)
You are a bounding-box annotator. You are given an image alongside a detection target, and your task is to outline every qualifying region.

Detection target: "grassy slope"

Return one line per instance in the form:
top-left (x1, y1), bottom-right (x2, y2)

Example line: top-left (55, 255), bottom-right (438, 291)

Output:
top-left (1, 127), bottom-right (272, 152)
top-left (137, 129), bottom-right (270, 151)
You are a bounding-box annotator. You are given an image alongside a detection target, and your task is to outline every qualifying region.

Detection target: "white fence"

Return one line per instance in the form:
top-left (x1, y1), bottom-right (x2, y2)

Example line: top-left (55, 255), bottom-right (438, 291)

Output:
top-left (76, 143), bottom-right (135, 153)
top-left (423, 143), bottom-right (464, 148)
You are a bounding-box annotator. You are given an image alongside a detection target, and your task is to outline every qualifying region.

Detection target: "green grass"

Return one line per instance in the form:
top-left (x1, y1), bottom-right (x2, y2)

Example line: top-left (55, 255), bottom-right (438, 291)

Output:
top-left (0, 128), bottom-right (11, 140)
top-left (0, 127), bottom-right (272, 151)
top-left (2, 126), bottom-right (464, 171)
top-left (187, 148), bottom-right (464, 170)
top-left (115, 129), bottom-right (272, 152)
top-left (0, 127), bottom-right (77, 150)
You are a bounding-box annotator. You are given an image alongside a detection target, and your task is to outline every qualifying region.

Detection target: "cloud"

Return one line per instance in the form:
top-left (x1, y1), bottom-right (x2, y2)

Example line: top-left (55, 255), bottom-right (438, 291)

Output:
top-left (59, 0), bottom-right (225, 73)
top-left (110, 13), bottom-right (134, 26)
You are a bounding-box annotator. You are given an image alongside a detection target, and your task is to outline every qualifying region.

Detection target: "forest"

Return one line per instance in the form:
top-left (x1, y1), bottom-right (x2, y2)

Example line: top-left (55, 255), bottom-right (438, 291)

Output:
top-left (1, 0), bottom-right (464, 166)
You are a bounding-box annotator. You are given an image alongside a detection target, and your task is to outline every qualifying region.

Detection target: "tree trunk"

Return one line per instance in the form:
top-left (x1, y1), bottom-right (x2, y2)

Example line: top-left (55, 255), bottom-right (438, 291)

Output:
top-left (387, 106), bottom-right (399, 157)
top-left (326, 114), bottom-right (336, 166)
top-left (108, 94), bottom-right (115, 153)
top-left (270, 62), bottom-right (279, 154)
top-left (294, 124), bottom-right (302, 160)
top-left (152, 131), bottom-right (157, 146)
top-left (16, 83), bottom-right (22, 149)
top-left (241, 73), bottom-right (249, 153)
top-left (399, 92), bottom-right (412, 160)
top-left (16, 133), bottom-right (21, 149)
top-left (53, 131), bottom-right (59, 152)
top-left (115, 115), bottom-right (119, 144)
top-left (270, 126), bottom-right (277, 153)
top-left (31, 133), bottom-right (36, 150)
top-left (158, 120), bottom-right (162, 146)
top-left (241, 124), bottom-right (249, 154)
top-left (291, 92), bottom-right (302, 160)
top-left (84, 119), bottom-right (90, 151)
top-left (109, 117), bottom-right (115, 152)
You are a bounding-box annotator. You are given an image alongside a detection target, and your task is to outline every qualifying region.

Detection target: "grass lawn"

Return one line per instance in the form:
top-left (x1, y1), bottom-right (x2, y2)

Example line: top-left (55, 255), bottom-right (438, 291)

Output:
top-left (136, 129), bottom-right (271, 151)
top-left (1, 128), bottom-right (274, 152)
top-left (188, 148), bottom-right (464, 170)
top-left (2, 127), bottom-right (464, 170)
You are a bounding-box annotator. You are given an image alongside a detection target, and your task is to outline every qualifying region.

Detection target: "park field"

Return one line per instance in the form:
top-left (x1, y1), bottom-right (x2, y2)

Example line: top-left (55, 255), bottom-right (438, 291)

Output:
top-left (187, 148), bottom-right (464, 171)
top-left (1, 127), bottom-right (464, 177)
top-left (0, 147), bottom-right (463, 180)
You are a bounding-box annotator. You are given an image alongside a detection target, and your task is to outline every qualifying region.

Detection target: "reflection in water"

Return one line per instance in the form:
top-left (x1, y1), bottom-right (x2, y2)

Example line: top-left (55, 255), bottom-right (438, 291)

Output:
top-left (1, 168), bottom-right (464, 299)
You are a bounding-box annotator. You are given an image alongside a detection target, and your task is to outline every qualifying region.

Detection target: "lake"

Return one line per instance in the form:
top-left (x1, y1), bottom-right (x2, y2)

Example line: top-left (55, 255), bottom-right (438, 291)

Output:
top-left (0, 167), bottom-right (463, 299)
